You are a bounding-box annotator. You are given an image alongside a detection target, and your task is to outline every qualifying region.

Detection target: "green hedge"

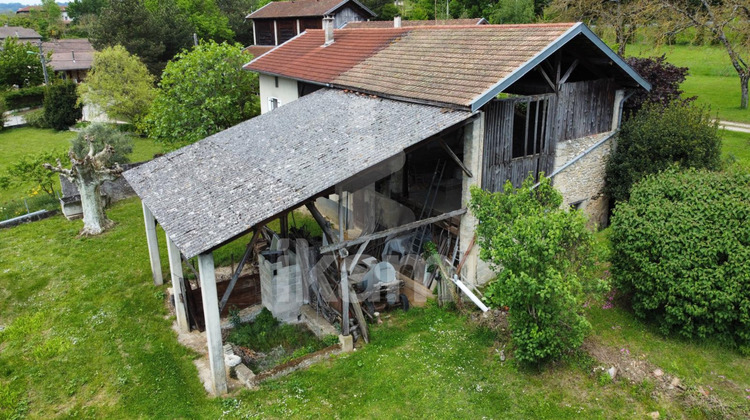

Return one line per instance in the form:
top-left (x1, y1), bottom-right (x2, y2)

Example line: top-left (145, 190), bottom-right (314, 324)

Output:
top-left (43, 82), bottom-right (81, 131)
top-left (611, 168), bottom-right (750, 354)
top-left (2, 86), bottom-right (45, 110)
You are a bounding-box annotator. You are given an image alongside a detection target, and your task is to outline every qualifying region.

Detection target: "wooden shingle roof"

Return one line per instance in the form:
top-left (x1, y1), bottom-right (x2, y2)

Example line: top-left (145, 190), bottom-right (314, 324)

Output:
top-left (123, 89), bottom-right (472, 258)
top-left (244, 23), bottom-right (651, 111)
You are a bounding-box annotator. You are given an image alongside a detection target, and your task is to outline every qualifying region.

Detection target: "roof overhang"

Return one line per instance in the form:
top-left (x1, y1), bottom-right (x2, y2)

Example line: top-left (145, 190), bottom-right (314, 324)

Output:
top-left (469, 22), bottom-right (652, 112)
top-left (124, 89), bottom-right (473, 258)
top-left (324, 0), bottom-right (376, 17)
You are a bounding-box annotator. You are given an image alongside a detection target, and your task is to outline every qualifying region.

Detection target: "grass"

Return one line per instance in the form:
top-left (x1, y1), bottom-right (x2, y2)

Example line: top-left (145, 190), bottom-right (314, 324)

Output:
top-left (720, 129), bottom-right (750, 170)
top-left (626, 43), bottom-right (750, 124)
top-left (2, 197), bottom-right (748, 418)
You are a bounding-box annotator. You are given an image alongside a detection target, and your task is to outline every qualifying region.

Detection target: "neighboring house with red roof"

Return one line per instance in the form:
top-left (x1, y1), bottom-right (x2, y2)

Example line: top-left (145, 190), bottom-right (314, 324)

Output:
top-left (42, 38), bottom-right (95, 82)
top-left (343, 17), bottom-right (487, 28)
top-left (124, 22), bottom-right (650, 396)
top-left (244, 0), bottom-right (375, 57)
top-left (16, 5), bottom-right (71, 22)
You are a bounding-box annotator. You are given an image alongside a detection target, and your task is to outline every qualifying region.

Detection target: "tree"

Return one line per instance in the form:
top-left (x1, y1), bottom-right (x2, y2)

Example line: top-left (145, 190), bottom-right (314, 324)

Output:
top-left (623, 55), bottom-right (694, 117)
top-left (605, 102), bottom-right (721, 205)
top-left (67, 0), bottom-right (108, 23)
top-left (470, 176), bottom-right (594, 365)
top-left (44, 124), bottom-right (128, 235)
top-left (44, 81), bottom-right (83, 131)
top-left (547, 0), bottom-right (645, 55)
top-left (216, 0), bottom-right (258, 45)
top-left (142, 41), bottom-right (259, 147)
top-left (0, 151), bottom-right (66, 197)
top-left (30, 0), bottom-right (65, 39)
top-left (92, 0), bottom-right (193, 76)
top-left (488, 0), bottom-right (535, 23)
top-left (0, 38), bottom-right (49, 88)
top-left (611, 168), bottom-right (750, 354)
top-left (171, 0), bottom-right (234, 42)
top-left (78, 45), bottom-right (156, 123)
top-left (651, 0), bottom-right (750, 109)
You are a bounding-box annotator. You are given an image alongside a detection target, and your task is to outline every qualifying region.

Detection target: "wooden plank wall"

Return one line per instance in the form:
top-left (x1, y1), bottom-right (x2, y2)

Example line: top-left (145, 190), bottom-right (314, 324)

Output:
top-left (554, 79), bottom-right (616, 141)
top-left (481, 79), bottom-right (616, 192)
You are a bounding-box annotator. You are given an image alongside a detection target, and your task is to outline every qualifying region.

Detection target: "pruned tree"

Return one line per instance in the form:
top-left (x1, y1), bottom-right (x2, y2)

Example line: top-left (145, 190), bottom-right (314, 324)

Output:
top-left (547, 0), bottom-right (646, 55)
top-left (651, 0), bottom-right (750, 109)
top-left (43, 125), bottom-right (129, 235)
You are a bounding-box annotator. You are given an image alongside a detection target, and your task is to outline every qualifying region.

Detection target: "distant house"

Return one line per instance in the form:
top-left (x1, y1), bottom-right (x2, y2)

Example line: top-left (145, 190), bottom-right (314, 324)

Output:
top-left (344, 18), bottom-right (487, 28)
top-left (244, 0), bottom-right (375, 57)
top-left (0, 25), bottom-right (42, 43)
top-left (16, 5), bottom-right (71, 22)
top-left (42, 39), bottom-right (95, 82)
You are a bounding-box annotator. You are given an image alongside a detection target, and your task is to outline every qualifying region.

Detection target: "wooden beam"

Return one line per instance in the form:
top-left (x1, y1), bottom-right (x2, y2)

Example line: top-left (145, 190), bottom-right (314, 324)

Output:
top-left (320, 208), bottom-right (467, 254)
top-left (142, 202), bottom-right (163, 286)
top-left (305, 202), bottom-right (338, 244)
top-left (537, 67), bottom-right (556, 91)
top-left (558, 59), bottom-right (579, 87)
top-left (439, 139), bottom-right (472, 178)
top-left (197, 252), bottom-right (228, 395)
top-left (218, 228), bottom-right (260, 313)
top-left (340, 256), bottom-right (350, 336)
top-left (166, 235), bottom-right (189, 333)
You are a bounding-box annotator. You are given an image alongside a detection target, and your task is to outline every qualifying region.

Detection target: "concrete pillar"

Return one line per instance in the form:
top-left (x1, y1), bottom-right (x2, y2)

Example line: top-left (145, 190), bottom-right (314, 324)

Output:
top-left (166, 235), bottom-right (189, 333)
top-left (198, 252), bottom-right (228, 395)
top-left (611, 89), bottom-right (627, 131)
top-left (459, 114), bottom-right (485, 286)
top-left (142, 202), bottom-right (163, 286)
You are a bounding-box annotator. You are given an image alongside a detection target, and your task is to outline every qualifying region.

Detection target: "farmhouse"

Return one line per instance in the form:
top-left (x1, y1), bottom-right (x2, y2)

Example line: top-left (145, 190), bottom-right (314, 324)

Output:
top-left (42, 39), bottom-right (95, 83)
top-left (123, 21), bottom-right (649, 395)
top-left (244, 0), bottom-right (375, 57)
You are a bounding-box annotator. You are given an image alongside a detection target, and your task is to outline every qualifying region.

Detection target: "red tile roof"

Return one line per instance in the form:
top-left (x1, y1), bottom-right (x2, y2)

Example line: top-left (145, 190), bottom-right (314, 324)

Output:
top-left (248, 0), bottom-right (372, 19)
top-left (243, 45), bottom-right (275, 58)
top-left (245, 24), bottom-right (576, 107)
top-left (345, 18), bottom-right (486, 29)
top-left (244, 28), bottom-right (409, 83)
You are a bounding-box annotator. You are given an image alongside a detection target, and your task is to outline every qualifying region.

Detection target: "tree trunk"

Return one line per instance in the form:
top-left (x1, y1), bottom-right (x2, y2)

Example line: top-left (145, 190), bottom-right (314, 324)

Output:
top-left (741, 74), bottom-right (749, 109)
top-left (76, 170), bottom-right (113, 236)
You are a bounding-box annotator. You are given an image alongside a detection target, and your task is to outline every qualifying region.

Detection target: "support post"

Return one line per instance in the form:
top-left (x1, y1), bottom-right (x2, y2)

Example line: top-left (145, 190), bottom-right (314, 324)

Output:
top-left (459, 113), bottom-right (485, 286)
top-left (167, 235), bottom-right (189, 333)
top-left (197, 252), bottom-right (228, 395)
top-left (142, 202), bottom-right (163, 286)
top-left (339, 251), bottom-right (350, 336)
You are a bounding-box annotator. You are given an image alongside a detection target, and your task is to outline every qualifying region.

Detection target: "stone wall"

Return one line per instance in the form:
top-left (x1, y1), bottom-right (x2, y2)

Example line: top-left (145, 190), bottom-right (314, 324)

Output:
top-left (60, 161), bottom-right (147, 202)
top-left (551, 132), bottom-right (614, 228)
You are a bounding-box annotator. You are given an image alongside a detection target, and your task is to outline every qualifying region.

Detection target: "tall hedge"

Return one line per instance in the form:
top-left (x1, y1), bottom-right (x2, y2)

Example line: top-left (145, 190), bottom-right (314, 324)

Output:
top-left (605, 102), bottom-right (721, 205)
top-left (43, 81), bottom-right (82, 131)
top-left (611, 169), bottom-right (750, 354)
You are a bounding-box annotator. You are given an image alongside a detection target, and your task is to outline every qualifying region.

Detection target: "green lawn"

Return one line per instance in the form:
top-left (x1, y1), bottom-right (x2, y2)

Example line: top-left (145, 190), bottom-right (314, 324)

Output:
top-left (1, 197), bottom-right (748, 418)
top-left (627, 43), bottom-right (750, 124)
top-left (721, 130), bottom-right (750, 170)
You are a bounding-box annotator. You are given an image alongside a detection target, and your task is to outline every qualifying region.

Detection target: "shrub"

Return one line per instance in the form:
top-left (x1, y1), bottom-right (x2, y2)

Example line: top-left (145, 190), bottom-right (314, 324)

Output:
top-left (23, 108), bottom-right (48, 128)
top-left (470, 176), bottom-right (594, 365)
top-left (611, 168), bottom-right (750, 354)
top-left (0, 151), bottom-right (66, 197)
top-left (623, 55), bottom-right (694, 117)
top-left (3, 86), bottom-right (45, 110)
top-left (70, 123), bottom-right (133, 165)
top-left (605, 102), bottom-right (721, 205)
top-left (43, 81), bottom-right (82, 131)
top-left (0, 96), bottom-right (5, 130)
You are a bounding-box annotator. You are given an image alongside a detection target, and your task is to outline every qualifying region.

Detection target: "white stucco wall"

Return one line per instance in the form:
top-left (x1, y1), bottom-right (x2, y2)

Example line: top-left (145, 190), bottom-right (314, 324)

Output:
top-left (259, 74), bottom-right (299, 114)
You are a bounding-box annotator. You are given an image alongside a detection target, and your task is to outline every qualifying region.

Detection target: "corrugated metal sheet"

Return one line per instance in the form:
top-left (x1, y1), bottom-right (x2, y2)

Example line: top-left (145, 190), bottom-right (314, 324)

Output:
top-left (123, 89), bottom-right (472, 258)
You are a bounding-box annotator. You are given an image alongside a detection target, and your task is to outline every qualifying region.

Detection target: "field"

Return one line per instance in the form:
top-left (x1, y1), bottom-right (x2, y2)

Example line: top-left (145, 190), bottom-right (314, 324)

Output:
top-left (626, 43), bottom-right (749, 124)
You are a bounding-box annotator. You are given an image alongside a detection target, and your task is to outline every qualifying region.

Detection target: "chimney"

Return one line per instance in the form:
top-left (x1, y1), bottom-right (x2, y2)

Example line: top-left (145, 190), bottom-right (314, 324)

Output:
top-left (323, 16), bottom-right (334, 46)
top-left (394, 16), bottom-right (401, 28)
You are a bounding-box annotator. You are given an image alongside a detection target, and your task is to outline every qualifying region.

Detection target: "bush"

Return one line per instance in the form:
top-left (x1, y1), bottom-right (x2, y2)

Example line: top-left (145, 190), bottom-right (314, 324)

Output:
top-left (43, 81), bottom-right (82, 131)
top-left (470, 176), bottom-right (594, 365)
top-left (623, 55), bottom-right (694, 117)
top-left (24, 108), bottom-right (49, 128)
top-left (611, 169), bottom-right (750, 354)
top-left (3, 86), bottom-right (45, 110)
top-left (605, 102), bottom-right (721, 205)
top-left (71, 123), bottom-right (133, 165)
top-left (0, 96), bottom-right (5, 130)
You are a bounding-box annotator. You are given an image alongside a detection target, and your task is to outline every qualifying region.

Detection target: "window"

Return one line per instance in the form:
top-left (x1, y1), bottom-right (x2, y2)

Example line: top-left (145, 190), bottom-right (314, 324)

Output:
top-left (268, 97), bottom-right (280, 111)
top-left (511, 98), bottom-right (550, 159)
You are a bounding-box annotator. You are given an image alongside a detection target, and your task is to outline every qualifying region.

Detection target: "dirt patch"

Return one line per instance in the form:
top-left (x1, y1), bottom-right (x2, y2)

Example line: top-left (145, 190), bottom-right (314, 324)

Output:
top-left (584, 338), bottom-right (747, 419)
top-left (469, 308), bottom-right (510, 335)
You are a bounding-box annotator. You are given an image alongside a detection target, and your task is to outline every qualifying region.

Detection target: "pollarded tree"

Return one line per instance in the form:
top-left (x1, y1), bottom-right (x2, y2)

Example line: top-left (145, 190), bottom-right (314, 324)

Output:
top-left (78, 45), bottom-right (156, 124)
top-left (651, 0), bottom-right (750, 109)
top-left (142, 40), bottom-right (259, 147)
top-left (44, 124), bottom-right (131, 235)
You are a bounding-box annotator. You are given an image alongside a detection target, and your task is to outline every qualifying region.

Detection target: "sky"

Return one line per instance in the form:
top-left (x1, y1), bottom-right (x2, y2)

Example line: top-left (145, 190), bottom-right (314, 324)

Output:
top-left (0, 1), bottom-right (44, 5)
